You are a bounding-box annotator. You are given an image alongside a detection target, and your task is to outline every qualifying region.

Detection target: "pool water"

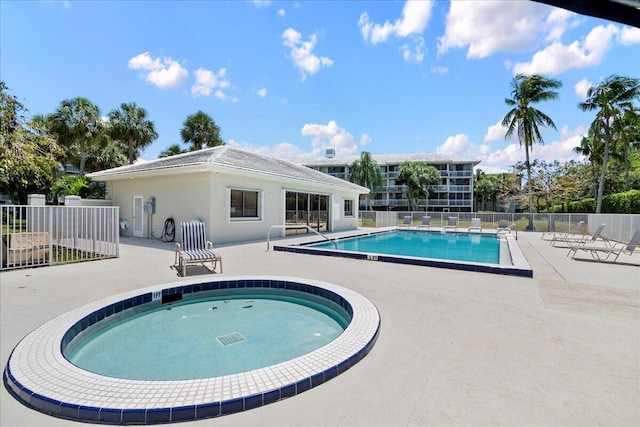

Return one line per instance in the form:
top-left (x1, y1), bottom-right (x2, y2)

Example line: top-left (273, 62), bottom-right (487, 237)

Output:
top-left (66, 295), bottom-right (347, 381)
top-left (310, 230), bottom-right (500, 264)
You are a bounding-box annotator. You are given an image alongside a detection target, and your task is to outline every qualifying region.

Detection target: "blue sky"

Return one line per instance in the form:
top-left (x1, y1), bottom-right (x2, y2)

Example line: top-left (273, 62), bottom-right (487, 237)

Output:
top-left (2, 1), bottom-right (639, 172)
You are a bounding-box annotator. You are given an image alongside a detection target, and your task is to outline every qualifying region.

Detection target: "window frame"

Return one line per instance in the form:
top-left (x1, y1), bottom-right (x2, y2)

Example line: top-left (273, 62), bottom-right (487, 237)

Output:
top-left (228, 188), bottom-right (262, 221)
top-left (343, 199), bottom-right (354, 217)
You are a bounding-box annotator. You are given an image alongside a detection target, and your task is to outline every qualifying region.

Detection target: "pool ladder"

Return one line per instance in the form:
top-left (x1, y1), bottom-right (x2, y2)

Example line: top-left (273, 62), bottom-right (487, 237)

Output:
top-left (266, 225), bottom-right (337, 251)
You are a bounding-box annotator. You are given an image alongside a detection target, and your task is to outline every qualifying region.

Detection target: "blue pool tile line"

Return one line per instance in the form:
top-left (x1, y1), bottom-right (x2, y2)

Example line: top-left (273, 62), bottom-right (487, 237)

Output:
top-left (4, 276), bottom-right (381, 425)
top-left (275, 230), bottom-right (533, 278)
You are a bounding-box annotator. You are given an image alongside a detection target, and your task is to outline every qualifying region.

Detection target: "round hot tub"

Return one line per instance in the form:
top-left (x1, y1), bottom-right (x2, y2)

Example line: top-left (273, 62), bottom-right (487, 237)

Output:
top-left (4, 276), bottom-right (380, 424)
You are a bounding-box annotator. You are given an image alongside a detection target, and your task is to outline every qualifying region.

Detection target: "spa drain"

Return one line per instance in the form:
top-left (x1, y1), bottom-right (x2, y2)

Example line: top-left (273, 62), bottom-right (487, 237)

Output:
top-left (216, 332), bottom-right (246, 347)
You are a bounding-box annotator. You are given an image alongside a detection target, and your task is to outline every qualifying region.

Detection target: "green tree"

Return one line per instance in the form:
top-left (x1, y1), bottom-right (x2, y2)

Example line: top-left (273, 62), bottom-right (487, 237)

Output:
top-left (573, 127), bottom-right (603, 199)
top-left (397, 161), bottom-right (440, 211)
top-left (475, 176), bottom-right (495, 211)
top-left (502, 74), bottom-right (561, 227)
top-left (49, 97), bottom-right (102, 176)
top-left (159, 143), bottom-right (186, 158)
top-left (579, 75), bottom-right (640, 213)
top-left (180, 111), bottom-right (223, 151)
top-left (612, 107), bottom-right (640, 191)
top-left (0, 82), bottom-right (63, 203)
top-left (108, 102), bottom-right (158, 164)
top-left (348, 151), bottom-right (382, 211)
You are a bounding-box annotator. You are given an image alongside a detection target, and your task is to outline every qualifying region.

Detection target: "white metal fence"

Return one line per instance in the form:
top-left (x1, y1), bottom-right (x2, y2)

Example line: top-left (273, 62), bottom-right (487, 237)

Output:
top-left (1, 205), bottom-right (120, 271)
top-left (358, 211), bottom-right (640, 243)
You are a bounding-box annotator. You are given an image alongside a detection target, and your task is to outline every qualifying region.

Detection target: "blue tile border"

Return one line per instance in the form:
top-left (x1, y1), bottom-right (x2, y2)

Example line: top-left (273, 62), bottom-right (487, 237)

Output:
top-left (4, 276), bottom-right (381, 425)
top-left (275, 230), bottom-right (533, 278)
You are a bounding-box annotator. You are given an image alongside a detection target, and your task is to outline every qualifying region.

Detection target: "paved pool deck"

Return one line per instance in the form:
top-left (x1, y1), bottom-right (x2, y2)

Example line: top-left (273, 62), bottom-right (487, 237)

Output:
top-left (1, 230), bottom-right (638, 426)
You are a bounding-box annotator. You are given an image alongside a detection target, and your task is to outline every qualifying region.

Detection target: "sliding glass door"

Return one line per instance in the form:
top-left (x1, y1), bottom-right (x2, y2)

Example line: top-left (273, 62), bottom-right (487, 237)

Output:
top-left (285, 191), bottom-right (329, 235)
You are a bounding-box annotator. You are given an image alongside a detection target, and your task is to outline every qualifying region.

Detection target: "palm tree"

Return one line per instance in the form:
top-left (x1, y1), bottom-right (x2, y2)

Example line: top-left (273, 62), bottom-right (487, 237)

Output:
top-left (108, 103), bottom-right (158, 164)
top-left (579, 75), bottom-right (640, 213)
top-left (49, 97), bottom-right (102, 175)
top-left (180, 111), bottom-right (223, 151)
top-left (397, 161), bottom-right (440, 211)
top-left (573, 128), bottom-right (602, 199)
top-left (348, 151), bottom-right (382, 211)
top-left (613, 107), bottom-right (640, 191)
top-left (502, 74), bottom-right (561, 228)
top-left (159, 143), bottom-right (186, 158)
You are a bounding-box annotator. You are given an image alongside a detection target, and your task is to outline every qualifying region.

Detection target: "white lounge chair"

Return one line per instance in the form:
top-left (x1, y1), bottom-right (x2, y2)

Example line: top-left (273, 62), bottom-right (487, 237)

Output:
top-left (554, 223), bottom-right (606, 248)
top-left (420, 216), bottom-right (432, 230)
top-left (468, 218), bottom-right (482, 232)
top-left (175, 221), bottom-right (222, 276)
top-left (544, 220), bottom-right (585, 244)
top-left (568, 228), bottom-right (640, 262)
top-left (497, 219), bottom-right (512, 234)
top-left (399, 215), bottom-right (412, 229)
top-left (443, 216), bottom-right (458, 231)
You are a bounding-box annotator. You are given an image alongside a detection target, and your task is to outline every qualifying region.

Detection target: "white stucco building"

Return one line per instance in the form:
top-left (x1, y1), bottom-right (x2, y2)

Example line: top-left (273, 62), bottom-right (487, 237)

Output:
top-left (87, 146), bottom-right (369, 245)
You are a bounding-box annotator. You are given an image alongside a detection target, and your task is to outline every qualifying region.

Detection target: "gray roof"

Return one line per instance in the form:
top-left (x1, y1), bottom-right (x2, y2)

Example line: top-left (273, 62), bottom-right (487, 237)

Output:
top-left (87, 146), bottom-right (369, 193)
top-left (290, 152), bottom-right (480, 167)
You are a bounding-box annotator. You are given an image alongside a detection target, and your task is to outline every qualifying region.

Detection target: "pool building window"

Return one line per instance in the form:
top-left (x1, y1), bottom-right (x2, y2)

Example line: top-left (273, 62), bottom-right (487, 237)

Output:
top-left (344, 199), bottom-right (354, 217)
top-left (230, 189), bottom-right (261, 219)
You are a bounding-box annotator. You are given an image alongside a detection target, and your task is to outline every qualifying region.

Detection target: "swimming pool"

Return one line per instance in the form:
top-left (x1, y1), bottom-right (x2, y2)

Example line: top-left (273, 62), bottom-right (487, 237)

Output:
top-left (311, 230), bottom-right (500, 264)
top-left (4, 277), bottom-right (380, 424)
top-left (275, 230), bottom-right (533, 277)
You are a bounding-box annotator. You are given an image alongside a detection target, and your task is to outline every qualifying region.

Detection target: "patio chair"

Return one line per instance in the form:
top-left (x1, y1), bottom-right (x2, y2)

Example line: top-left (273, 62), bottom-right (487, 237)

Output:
top-left (543, 220), bottom-right (585, 242)
top-left (497, 219), bottom-right (512, 234)
top-left (553, 223), bottom-right (606, 248)
top-left (400, 215), bottom-right (412, 229)
top-left (175, 221), bottom-right (222, 276)
top-left (443, 216), bottom-right (458, 231)
top-left (420, 216), bottom-right (432, 230)
top-left (568, 227), bottom-right (640, 262)
top-left (468, 218), bottom-right (482, 232)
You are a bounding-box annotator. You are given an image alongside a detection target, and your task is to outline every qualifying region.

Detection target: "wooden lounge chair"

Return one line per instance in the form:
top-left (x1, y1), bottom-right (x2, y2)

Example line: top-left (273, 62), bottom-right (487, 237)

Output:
top-left (420, 216), bottom-right (432, 230)
top-left (175, 221), bottom-right (222, 276)
top-left (468, 218), bottom-right (482, 232)
top-left (568, 227), bottom-right (640, 262)
top-left (553, 223), bottom-right (606, 248)
top-left (443, 216), bottom-right (458, 231)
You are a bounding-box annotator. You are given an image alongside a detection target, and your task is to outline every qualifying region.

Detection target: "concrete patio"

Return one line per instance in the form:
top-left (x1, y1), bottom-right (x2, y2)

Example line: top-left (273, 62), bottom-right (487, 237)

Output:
top-left (1, 230), bottom-right (638, 426)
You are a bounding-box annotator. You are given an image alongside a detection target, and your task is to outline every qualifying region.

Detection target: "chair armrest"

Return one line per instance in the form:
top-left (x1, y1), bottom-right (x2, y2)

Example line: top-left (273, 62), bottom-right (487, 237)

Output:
top-left (206, 241), bottom-right (214, 249)
top-left (175, 243), bottom-right (182, 265)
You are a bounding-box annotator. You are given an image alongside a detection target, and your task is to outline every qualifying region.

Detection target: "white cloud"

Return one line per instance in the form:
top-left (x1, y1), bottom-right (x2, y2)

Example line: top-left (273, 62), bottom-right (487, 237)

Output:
top-left (191, 67), bottom-right (231, 98)
top-left (282, 28), bottom-right (333, 80)
top-left (512, 24), bottom-right (619, 75)
top-left (300, 120), bottom-right (361, 156)
top-left (437, 1), bottom-right (552, 58)
top-left (359, 0), bottom-right (432, 63)
top-left (257, 88), bottom-right (267, 97)
top-left (360, 133), bottom-right (371, 146)
top-left (430, 65), bottom-right (448, 75)
top-left (227, 139), bottom-right (306, 158)
top-left (400, 36), bottom-right (425, 63)
top-left (619, 26), bottom-right (640, 45)
top-left (437, 126), bottom-right (587, 170)
top-left (128, 52), bottom-right (188, 89)
top-left (574, 77), bottom-right (592, 101)
top-left (251, 0), bottom-right (271, 7)
top-left (484, 121), bottom-right (508, 142)
top-left (277, 8), bottom-right (285, 17)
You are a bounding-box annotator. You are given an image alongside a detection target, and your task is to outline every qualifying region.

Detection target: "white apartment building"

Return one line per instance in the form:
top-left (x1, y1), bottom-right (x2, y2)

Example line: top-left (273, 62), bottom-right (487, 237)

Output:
top-left (294, 149), bottom-right (480, 212)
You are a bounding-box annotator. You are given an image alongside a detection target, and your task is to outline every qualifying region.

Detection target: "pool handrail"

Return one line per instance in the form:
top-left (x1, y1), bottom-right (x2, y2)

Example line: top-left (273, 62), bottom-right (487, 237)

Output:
top-left (267, 225), bottom-right (337, 250)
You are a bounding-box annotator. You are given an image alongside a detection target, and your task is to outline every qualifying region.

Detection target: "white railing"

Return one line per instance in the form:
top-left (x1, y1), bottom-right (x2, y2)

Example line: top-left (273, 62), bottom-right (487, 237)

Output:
top-left (358, 211), bottom-right (640, 243)
top-left (1, 205), bottom-right (120, 271)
